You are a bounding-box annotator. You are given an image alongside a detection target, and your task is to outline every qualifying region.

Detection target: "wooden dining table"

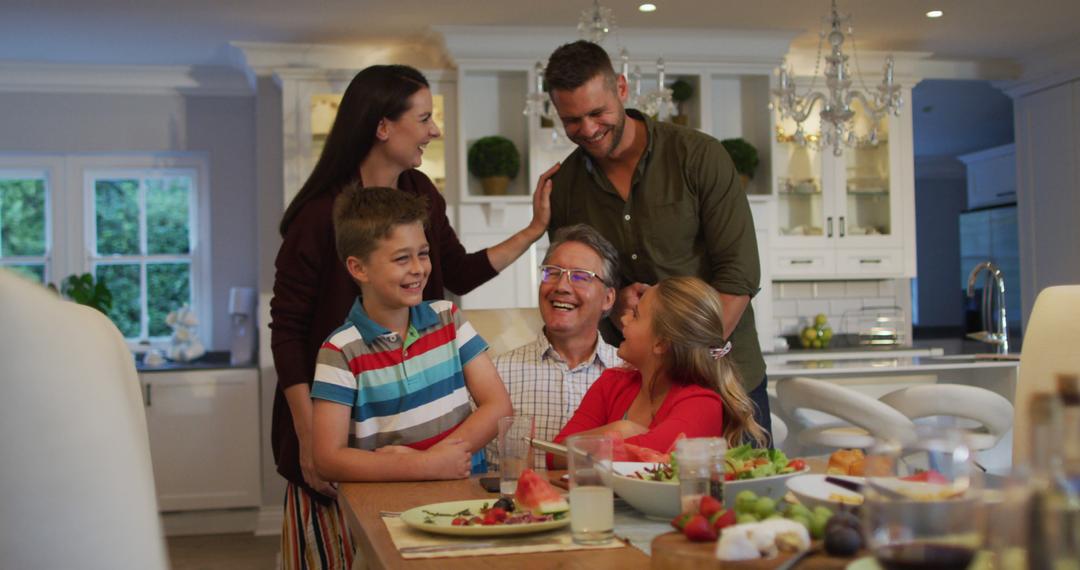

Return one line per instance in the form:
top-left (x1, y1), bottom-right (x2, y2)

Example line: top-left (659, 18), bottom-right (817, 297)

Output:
top-left (338, 474), bottom-right (651, 570)
top-left (338, 457), bottom-right (861, 570)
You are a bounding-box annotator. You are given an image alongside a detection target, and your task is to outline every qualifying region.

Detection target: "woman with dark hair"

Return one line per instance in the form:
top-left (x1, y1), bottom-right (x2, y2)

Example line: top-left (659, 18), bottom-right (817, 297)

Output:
top-left (270, 64), bottom-right (557, 569)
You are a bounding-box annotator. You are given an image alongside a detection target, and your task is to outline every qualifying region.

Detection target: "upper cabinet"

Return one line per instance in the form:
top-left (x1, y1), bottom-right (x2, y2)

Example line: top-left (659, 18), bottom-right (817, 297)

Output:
top-left (770, 80), bottom-right (917, 280)
top-left (958, 143), bottom-right (1017, 210)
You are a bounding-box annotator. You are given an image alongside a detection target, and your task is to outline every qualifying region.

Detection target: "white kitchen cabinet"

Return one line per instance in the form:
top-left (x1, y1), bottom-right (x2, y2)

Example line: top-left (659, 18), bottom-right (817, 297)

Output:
top-left (958, 143), bottom-right (1016, 209)
top-left (139, 368), bottom-right (260, 511)
top-left (770, 87), bottom-right (917, 280)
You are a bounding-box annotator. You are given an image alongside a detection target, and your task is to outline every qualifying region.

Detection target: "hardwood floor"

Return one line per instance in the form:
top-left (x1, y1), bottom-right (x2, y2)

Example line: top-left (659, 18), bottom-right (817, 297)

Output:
top-left (167, 533), bottom-right (280, 570)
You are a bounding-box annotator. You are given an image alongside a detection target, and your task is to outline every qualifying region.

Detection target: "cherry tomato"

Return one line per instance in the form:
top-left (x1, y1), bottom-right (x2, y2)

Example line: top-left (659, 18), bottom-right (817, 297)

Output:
top-left (451, 517), bottom-right (468, 526)
top-left (788, 459), bottom-right (807, 471)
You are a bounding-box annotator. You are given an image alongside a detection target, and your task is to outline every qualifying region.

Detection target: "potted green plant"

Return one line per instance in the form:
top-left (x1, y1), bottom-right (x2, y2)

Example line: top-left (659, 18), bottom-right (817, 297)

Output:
top-left (57, 272), bottom-right (113, 315)
top-left (720, 138), bottom-right (760, 188)
top-left (468, 136), bottom-right (521, 196)
top-left (670, 78), bottom-right (693, 126)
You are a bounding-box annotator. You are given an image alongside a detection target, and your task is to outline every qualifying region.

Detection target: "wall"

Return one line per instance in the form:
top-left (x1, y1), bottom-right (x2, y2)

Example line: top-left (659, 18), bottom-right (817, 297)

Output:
top-left (913, 173), bottom-right (967, 327)
top-left (771, 279), bottom-right (912, 343)
top-left (0, 91), bottom-right (258, 350)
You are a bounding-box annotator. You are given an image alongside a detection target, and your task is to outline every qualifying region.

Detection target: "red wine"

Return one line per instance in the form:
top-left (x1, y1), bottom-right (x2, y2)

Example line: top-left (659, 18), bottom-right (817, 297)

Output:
top-left (875, 543), bottom-right (976, 570)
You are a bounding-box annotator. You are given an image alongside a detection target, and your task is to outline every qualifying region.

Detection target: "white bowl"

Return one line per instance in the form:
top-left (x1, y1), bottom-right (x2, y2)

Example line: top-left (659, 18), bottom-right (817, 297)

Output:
top-left (785, 474), bottom-right (865, 512)
top-left (607, 461), bottom-right (809, 520)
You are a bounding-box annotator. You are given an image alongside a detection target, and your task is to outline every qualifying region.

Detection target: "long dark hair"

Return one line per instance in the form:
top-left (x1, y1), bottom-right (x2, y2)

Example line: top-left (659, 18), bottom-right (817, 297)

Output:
top-left (279, 64), bottom-right (429, 236)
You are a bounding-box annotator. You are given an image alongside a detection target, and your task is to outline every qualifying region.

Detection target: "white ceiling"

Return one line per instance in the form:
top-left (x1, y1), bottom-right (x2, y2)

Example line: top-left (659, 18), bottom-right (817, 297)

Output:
top-left (2, 0), bottom-right (1078, 69)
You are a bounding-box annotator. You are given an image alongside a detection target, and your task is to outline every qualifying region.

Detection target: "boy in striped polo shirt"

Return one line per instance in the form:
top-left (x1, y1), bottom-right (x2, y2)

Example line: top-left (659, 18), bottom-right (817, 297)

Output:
top-left (311, 184), bottom-right (512, 483)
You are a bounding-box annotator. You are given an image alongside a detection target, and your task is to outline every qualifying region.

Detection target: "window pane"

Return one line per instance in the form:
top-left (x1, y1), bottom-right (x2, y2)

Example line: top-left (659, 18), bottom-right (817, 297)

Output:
top-left (96, 263), bottom-right (141, 337)
top-left (147, 262), bottom-right (191, 337)
top-left (6, 264), bottom-right (45, 283)
top-left (146, 177), bottom-right (191, 255)
top-left (0, 178), bottom-right (47, 257)
top-left (95, 179), bottom-right (140, 255)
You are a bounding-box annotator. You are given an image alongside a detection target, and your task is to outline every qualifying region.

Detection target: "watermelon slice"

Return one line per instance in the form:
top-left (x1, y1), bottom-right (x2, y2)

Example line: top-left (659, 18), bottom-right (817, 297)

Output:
top-left (513, 469), bottom-right (569, 515)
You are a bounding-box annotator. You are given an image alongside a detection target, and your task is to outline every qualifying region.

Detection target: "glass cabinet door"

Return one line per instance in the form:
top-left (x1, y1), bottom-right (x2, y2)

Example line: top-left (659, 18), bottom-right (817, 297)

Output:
top-left (841, 98), bottom-right (892, 239)
top-left (310, 92), bottom-right (448, 192)
top-left (775, 113), bottom-right (827, 240)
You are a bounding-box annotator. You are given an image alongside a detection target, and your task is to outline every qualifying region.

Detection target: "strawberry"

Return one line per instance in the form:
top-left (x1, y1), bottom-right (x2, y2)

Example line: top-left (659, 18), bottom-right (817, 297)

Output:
top-left (682, 514), bottom-right (718, 542)
top-left (670, 511), bottom-right (694, 531)
top-left (709, 508), bottom-right (736, 531)
top-left (489, 507), bottom-right (508, 522)
top-left (698, 495), bottom-right (723, 518)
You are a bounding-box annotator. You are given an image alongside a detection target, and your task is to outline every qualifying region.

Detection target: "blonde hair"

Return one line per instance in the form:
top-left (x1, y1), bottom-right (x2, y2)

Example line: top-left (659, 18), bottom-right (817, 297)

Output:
top-left (650, 276), bottom-right (767, 447)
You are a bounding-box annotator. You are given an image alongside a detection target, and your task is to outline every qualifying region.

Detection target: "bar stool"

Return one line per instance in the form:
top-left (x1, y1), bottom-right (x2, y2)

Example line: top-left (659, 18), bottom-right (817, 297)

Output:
top-left (775, 376), bottom-right (918, 452)
top-left (879, 384), bottom-right (1013, 452)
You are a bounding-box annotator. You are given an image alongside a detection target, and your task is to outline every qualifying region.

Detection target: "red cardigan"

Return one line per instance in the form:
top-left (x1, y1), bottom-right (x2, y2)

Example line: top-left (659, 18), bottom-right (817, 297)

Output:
top-left (553, 367), bottom-right (724, 452)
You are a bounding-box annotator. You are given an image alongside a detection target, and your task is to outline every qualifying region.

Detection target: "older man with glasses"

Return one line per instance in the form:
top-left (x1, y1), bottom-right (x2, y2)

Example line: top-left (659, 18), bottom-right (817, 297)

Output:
top-left (485, 224), bottom-right (624, 469)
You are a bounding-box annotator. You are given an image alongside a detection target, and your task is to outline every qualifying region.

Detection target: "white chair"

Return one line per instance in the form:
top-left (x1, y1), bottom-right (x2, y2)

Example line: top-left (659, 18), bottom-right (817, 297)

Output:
top-left (769, 413), bottom-right (789, 449)
top-left (1013, 285), bottom-right (1080, 466)
top-left (0, 270), bottom-right (168, 570)
top-left (464, 307), bottom-right (544, 355)
top-left (776, 377), bottom-right (917, 452)
top-left (879, 384), bottom-right (1014, 452)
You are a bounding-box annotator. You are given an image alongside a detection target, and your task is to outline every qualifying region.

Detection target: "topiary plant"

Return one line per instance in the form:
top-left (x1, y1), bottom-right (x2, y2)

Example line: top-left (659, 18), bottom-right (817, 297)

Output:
top-left (720, 138), bottom-right (760, 180)
top-left (59, 272), bottom-right (113, 315)
top-left (467, 136), bottom-right (521, 180)
top-left (670, 79), bottom-right (693, 106)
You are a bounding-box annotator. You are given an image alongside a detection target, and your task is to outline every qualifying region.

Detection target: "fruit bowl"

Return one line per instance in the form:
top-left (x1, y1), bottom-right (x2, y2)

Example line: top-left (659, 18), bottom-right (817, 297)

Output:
top-left (606, 462), bottom-right (809, 520)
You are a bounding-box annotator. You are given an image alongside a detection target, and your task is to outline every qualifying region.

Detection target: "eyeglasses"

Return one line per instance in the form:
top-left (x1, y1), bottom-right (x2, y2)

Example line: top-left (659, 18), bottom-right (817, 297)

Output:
top-left (539, 265), bottom-right (606, 287)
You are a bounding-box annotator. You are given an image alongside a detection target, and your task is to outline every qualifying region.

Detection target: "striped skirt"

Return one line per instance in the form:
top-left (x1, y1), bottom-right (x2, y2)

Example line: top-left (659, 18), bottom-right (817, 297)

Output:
top-left (281, 483), bottom-right (356, 570)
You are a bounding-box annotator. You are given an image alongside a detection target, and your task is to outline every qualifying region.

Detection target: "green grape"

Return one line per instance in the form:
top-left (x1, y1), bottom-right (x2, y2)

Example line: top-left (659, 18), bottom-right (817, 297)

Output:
top-left (736, 513), bottom-right (759, 525)
top-left (788, 504), bottom-right (812, 519)
top-left (735, 490), bottom-right (758, 513)
top-left (789, 514), bottom-right (812, 530)
top-left (809, 514), bottom-right (827, 540)
top-left (753, 497), bottom-right (777, 519)
top-left (813, 506), bottom-right (834, 520)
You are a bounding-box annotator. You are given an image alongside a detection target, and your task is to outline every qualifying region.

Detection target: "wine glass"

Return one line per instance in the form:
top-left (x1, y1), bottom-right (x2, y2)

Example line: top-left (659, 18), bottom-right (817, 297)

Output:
top-left (862, 426), bottom-right (985, 570)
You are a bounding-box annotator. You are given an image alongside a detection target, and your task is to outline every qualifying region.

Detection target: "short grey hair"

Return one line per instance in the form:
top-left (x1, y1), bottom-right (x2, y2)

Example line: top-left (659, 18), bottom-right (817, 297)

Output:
top-left (543, 224), bottom-right (620, 288)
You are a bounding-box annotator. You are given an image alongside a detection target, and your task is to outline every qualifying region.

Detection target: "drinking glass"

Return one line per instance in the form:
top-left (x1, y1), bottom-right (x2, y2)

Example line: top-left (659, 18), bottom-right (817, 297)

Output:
top-left (567, 434), bottom-right (615, 545)
top-left (496, 415), bottom-right (534, 496)
top-left (863, 427), bottom-right (985, 570)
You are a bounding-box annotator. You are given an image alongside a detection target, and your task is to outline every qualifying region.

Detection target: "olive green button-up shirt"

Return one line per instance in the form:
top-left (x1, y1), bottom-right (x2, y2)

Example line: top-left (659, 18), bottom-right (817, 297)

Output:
top-left (548, 109), bottom-right (765, 390)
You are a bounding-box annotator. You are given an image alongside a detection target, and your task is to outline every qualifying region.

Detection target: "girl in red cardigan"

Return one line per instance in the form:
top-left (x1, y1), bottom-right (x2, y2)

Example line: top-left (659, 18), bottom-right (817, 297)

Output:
top-left (554, 276), bottom-right (766, 459)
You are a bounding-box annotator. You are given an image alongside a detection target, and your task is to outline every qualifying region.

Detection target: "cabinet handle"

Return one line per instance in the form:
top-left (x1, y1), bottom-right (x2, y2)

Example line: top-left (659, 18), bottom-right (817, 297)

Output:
top-left (146, 383), bottom-right (152, 407)
top-left (790, 259), bottom-right (814, 265)
top-left (995, 191), bottom-right (1016, 197)
top-left (827, 217), bottom-right (833, 238)
top-left (859, 258), bottom-right (883, 264)
top-left (839, 216), bottom-right (846, 237)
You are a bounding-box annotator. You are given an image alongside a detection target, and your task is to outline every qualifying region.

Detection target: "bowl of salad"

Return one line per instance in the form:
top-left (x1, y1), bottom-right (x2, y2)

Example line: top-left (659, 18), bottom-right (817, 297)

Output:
top-left (608, 444), bottom-right (809, 520)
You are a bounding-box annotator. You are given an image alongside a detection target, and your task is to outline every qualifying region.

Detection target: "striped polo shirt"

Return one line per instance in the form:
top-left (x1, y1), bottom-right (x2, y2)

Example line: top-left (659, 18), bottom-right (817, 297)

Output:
top-left (310, 298), bottom-right (488, 451)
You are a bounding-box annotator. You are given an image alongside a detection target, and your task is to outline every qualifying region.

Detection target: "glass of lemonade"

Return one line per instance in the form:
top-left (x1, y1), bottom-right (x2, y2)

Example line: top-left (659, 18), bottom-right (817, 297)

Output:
top-left (497, 415), bottom-right (534, 496)
top-left (566, 434), bottom-right (615, 545)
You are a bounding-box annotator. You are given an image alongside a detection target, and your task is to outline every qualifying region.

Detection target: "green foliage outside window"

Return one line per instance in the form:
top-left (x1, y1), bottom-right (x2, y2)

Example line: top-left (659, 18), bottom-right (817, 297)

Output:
top-left (95, 179), bottom-right (140, 255)
top-left (1, 178), bottom-right (48, 284)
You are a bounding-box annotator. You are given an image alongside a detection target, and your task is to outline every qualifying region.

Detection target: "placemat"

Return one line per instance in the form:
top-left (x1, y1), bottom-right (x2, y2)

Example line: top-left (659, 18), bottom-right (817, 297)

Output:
top-left (381, 514), bottom-right (627, 559)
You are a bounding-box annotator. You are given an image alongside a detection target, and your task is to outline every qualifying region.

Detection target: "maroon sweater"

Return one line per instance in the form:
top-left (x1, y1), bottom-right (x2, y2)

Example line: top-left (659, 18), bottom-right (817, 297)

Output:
top-left (269, 170), bottom-right (497, 499)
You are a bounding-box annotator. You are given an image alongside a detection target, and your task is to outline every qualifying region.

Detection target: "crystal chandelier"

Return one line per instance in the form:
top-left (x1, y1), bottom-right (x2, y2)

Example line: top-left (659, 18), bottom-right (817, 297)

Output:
top-left (771, 0), bottom-right (903, 156)
top-left (524, 0), bottom-right (675, 135)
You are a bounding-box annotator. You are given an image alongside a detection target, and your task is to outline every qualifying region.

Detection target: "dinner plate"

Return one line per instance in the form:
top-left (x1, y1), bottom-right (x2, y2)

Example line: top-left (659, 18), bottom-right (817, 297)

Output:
top-left (846, 550), bottom-right (991, 570)
top-left (399, 499), bottom-right (570, 537)
top-left (785, 474), bottom-right (865, 511)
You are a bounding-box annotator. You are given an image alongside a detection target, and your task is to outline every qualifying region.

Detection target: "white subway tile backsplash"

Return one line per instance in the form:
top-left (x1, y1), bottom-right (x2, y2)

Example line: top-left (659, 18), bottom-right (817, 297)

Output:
top-left (778, 282), bottom-right (813, 299)
top-left (863, 298), bottom-right (898, 309)
top-left (830, 299), bottom-right (862, 316)
top-left (772, 299), bottom-right (799, 318)
top-left (814, 282), bottom-right (847, 298)
top-left (845, 281), bottom-right (879, 297)
top-left (778, 318), bottom-right (802, 335)
top-left (798, 300), bottom-right (831, 318)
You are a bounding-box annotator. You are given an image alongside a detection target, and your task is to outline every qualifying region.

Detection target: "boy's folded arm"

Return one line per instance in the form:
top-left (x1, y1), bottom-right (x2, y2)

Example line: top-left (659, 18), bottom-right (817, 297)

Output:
top-left (311, 400), bottom-right (434, 481)
top-left (445, 352), bottom-right (512, 453)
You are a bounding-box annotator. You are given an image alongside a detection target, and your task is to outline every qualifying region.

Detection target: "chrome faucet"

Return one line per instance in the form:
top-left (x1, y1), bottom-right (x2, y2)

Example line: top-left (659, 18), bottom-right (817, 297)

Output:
top-left (966, 261), bottom-right (1009, 354)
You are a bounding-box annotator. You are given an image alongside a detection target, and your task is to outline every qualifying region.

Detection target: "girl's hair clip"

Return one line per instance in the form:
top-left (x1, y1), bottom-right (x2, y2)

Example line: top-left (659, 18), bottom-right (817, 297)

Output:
top-left (709, 340), bottom-right (732, 360)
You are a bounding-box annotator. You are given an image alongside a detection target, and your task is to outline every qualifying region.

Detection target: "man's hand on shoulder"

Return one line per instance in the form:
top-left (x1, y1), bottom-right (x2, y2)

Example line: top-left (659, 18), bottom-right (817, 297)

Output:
top-left (610, 282), bottom-right (649, 332)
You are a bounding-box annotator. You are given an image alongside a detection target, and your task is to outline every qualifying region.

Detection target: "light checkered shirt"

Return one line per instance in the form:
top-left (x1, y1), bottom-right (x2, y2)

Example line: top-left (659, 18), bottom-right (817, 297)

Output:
top-left (486, 330), bottom-right (622, 470)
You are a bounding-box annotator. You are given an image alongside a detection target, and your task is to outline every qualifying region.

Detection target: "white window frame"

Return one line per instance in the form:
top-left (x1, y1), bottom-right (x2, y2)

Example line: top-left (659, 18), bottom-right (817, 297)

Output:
top-left (0, 156), bottom-right (65, 284)
top-left (0, 153), bottom-right (211, 349)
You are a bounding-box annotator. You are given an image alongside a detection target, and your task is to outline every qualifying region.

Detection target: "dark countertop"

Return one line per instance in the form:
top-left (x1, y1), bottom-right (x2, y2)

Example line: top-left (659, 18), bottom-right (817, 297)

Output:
top-left (135, 350), bottom-right (256, 373)
top-left (912, 326), bottom-right (1022, 356)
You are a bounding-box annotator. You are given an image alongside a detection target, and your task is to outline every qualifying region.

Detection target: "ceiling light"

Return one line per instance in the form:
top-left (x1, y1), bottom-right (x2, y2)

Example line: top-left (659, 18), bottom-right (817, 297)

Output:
top-left (926, 10), bottom-right (943, 18)
top-left (639, 3), bottom-right (657, 12)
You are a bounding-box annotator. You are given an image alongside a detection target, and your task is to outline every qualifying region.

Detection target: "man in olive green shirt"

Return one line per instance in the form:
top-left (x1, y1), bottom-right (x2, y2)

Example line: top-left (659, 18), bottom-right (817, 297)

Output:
top-left (542, 40), bottom-right (772, 442)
